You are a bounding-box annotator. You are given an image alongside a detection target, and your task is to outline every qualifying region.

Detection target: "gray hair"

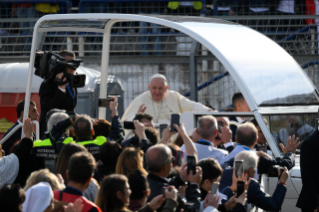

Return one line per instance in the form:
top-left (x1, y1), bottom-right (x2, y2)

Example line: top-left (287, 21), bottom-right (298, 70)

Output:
top-left (197, 115), bottom-right (217, 139)
top-left (234, 151), bottom-right (259, 176)
top-left (146, 144), bottom-right (171, 173)
top-left (47, 112), bottom-right (69, 132)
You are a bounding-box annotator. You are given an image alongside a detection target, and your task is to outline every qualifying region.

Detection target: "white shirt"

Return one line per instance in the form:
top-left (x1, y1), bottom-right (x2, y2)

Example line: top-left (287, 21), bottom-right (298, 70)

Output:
top-left (236, 117), bottom-right (245, 124)
top-left (180, 141), bottom-right (228, 165)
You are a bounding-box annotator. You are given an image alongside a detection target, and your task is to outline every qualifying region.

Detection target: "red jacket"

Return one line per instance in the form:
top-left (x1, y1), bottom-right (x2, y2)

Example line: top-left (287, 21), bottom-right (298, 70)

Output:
top-left (54, 186), bottom-right (102, 212)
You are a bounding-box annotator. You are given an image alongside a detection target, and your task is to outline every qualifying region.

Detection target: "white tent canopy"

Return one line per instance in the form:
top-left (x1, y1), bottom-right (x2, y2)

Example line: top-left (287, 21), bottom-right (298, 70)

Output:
top-left (23, 14), bottom-right (319, 157)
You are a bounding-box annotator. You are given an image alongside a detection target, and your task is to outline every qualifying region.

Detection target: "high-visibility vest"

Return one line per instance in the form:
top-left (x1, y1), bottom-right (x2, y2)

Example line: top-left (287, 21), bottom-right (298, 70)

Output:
top-left (35, 3), bottom-right (60, 13)
top-left (76, 136), bottom-right (107, 147)
top-left (168, 1), bottom-right (202, 10)
top-left (33, 137), bottom-right (75, 148)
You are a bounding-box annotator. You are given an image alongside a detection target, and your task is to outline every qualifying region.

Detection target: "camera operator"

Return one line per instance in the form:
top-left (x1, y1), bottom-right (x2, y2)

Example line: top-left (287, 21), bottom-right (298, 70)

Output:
top-left (39, 50), bottom-right (80, 137)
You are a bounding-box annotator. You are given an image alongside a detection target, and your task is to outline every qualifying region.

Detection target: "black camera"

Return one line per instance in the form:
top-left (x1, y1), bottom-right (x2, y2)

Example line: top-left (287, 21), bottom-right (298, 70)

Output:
top-left (34, 51), bottom-right (86, 88)
top-left (267, 165), bottom-right (284, 178)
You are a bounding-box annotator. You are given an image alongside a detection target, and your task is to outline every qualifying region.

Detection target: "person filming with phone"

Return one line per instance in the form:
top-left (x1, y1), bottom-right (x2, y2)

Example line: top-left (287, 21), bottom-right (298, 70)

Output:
top-left (220, 151), bottom-right (288, 211)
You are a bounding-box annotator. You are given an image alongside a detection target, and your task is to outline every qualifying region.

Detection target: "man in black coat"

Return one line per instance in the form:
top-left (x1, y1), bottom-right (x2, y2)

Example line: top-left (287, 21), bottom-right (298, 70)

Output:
top-left (2, 100), bottom-right (38, 154)
top-left (296, 130), bottom-right (319, 212)
top-left (39, 50), bottom-right (78, 137)
top-left (146, 144), bottom-right (202, 212)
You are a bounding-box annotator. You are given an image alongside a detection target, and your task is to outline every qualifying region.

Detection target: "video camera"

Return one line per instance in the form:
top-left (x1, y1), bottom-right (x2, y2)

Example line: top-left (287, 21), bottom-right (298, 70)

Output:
top-left (267, 165), bottom-right (284, 178)
top-left (34, 50), bottom-right (86, 88)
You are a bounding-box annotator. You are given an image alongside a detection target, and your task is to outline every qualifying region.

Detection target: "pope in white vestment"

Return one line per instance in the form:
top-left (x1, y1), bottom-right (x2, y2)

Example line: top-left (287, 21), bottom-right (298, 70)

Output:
top-left (122, 74), bottom-right (211, 124)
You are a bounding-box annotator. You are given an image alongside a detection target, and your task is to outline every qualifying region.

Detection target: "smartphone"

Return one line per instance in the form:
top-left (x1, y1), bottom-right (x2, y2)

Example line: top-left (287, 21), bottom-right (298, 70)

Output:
top-left (187, 155), bottom-right (196, 175)
top-left (162, 187), bottom-right (172, 198)
top-left (237, 181), bottom-right (245, 196)
top-left (211, 182), bottom-right (219, 196)
top-left (170, 113), bottom-right (180, 132)
top-left (218, 121), bottom-right (223, 133)
top-left (159, 124), bottom-right (168, 139)
top-left (234, 160), bottom-right (243, 178)
top-left (44, 159), bottom-right (56, 174)
top-left (124, 121), bottom-right (135, 130)
top-left (175, 150), bottom-right (184, 167)
top-left (98, 98), bottom-right (114, 108)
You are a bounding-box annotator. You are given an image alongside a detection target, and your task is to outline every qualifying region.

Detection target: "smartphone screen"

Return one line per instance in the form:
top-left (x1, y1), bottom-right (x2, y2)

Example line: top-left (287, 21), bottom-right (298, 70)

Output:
top-left (237, 181), bottom-right (245, 196)
top-left (175, 150), bottom-right (184, 167)
top-left (170, 114), bottom-right (180, 132)
top-left (98, 98), bottom-right (114, 108)
top-left (159, 124), bottom-right (168, 139)
top-left (211, 182), bottom-right (219, 196)
top-left (44, 159), bottom-right (56, 174)
top-left (124, 121), bottom-right (135, 130)
top-left (187, 155), bottom-right (196, 175)
top-left (235, 160), bottom-right (243, 178)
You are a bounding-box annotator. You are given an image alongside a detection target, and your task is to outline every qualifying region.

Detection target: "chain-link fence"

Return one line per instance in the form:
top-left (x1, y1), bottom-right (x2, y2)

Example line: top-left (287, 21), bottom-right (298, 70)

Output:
top-left (1, 6), bottom-right (319, 110)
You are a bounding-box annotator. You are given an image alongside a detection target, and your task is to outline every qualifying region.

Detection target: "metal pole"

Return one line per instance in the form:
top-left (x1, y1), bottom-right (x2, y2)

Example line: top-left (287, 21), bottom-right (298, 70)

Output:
top-left (21, 20), bottom-right (41, 138)
top-left (98, 20), bottom-right (120, 119)
top-left (189, 40), bottom-right (198, 101)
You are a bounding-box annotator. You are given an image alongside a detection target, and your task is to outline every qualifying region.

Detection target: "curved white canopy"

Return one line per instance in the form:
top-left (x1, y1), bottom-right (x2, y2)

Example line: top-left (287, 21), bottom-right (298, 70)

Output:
top-left (22, 14), bottom-right (319, 157)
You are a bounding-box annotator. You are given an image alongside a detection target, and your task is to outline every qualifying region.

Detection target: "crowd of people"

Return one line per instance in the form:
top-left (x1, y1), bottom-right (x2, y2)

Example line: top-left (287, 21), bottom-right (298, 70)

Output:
top-left (0, 49), bottom-right (306, 212)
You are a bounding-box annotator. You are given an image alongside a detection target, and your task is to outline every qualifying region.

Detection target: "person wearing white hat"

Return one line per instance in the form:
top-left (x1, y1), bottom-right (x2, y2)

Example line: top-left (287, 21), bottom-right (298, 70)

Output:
top-left (22, 182), bottom-right (54, 212)
top-left (122, 74), bottom-right (212, 125)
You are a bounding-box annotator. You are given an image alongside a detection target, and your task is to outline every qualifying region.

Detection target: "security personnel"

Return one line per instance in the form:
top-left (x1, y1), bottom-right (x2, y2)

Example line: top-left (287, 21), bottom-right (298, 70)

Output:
top-left (72, 115), bottom-right (107, 161)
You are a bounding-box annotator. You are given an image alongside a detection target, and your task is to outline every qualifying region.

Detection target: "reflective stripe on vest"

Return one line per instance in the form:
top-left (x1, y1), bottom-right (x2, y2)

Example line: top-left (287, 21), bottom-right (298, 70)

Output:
top-left (33, 138), bottom-right (52, 147)
top-left (63, 137), bottom-right (75, 145)
top-left (168, 1), bottom-right (202, 10)
top-left (77, 136), bottom-right (107, 146)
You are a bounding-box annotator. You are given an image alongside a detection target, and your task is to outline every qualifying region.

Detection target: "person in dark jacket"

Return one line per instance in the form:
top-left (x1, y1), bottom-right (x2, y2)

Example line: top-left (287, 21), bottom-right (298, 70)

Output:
top-left (39, 50), bottom-right (78, 137)
top-left (146, 144), bottom-right (202, 212)
top-left (11, 118), bottom-right (37, 187)
top-left (221, 151), bottom-right (288, 211)
top-left (2, 100), bottom-right (38, 154)
top-left (296, 130), bottom-right (319, 212)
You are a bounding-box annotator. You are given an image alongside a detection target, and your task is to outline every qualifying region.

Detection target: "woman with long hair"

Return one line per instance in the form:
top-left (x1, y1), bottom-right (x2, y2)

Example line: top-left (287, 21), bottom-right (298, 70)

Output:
top-left (115, 147), bottom-right (148, 176)
top-left (95, 174), bottom-right (178, 212)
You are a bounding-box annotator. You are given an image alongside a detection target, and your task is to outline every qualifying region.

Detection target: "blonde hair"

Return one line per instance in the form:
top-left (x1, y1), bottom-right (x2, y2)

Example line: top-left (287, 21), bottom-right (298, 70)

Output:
top-left (115, 147), bottom-right (148, 176)
top-left (24, 169), bottom-right (64, 191)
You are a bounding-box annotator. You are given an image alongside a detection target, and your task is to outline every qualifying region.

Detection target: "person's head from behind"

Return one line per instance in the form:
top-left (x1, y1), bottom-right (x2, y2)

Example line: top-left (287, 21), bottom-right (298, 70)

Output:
top-left (232, 92), bottom-right (250, 112)
top-left (74, 115), bottom-right (93, 141)
top-left (0, 184), bottom-right (25, 212)
top-left (24, 169), bottom-right (64, 191)
top-left (68, 152), bottom-right (95, 190)
top-left (100, 141), bottom-right (123, 176)
top-left (197, 115), bottom-right (217, 143)
top-left (116, 147), bottom-right (148, 177)
top-left (96, 174), bottom-right (131, 212)
top-left (234, 151), bottom-right (259, 178)
top-left (128, 170), bottom-right (150, 206)
top-left (148, 74), bottom-right (169, 102)
top-left (17, 100), bottom-right (39, 121)
top-left (56, 143), bottom-right (87, 184)
top-left (250, 118), bottom-right (268, 145)
top-left (93, 119), bottom-right (111, 138)
top-left (197, 158), bottom-right (223, 192)
top-left (22, 182), bottom-right (55, 212)
top-left (146, 144), bottom-right (172, 177)
top-left (236, 123), bottom-right (258, 149)
top-left (145, 127), bottom-right (159, 145)
top-left (47, 112), bottom-right (69, 134)
top-left (134, 113), bottom-right (154, 127)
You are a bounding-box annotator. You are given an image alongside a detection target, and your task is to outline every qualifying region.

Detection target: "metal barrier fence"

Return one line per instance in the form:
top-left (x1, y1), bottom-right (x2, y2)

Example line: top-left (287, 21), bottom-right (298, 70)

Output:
top-left (0, 15), bottom-right (319, 110)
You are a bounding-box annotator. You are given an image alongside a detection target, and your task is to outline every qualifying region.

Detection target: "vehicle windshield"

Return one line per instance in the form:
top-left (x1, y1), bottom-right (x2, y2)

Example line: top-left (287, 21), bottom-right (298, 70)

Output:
top-left (262, 113), bottom-right (317, 153)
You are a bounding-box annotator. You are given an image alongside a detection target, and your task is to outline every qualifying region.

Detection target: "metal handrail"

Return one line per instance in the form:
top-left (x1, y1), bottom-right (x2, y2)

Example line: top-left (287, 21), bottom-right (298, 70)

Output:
top-left (0, 121), bottom-right (40, 145)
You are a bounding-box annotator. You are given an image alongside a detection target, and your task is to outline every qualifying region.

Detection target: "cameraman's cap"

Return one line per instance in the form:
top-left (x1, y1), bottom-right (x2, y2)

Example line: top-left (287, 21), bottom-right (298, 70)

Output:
top-left (65, 59), bottom-right (83, 70)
